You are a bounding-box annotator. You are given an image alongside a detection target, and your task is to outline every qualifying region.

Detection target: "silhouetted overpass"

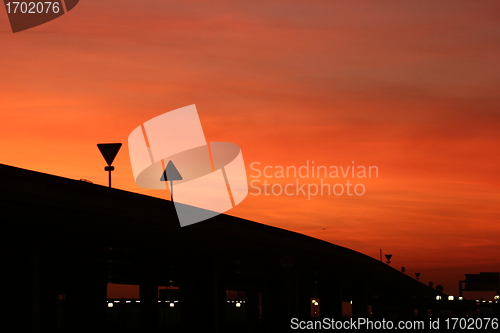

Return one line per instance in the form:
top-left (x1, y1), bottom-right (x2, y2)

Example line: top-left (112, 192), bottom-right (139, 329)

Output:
top-left (1, 163), bottom-right (450, 332)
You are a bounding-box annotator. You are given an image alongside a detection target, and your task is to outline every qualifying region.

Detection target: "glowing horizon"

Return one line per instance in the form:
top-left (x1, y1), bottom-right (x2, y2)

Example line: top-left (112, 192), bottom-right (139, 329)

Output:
top-left (1, 0), bottom-right (499, 296)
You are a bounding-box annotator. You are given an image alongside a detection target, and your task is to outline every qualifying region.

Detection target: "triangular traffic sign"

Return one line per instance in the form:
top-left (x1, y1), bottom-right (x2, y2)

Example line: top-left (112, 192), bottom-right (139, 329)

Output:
top-left (97, 143), bottom-right (122, 166)
top-left (160, 161), bottom-right (183, 181)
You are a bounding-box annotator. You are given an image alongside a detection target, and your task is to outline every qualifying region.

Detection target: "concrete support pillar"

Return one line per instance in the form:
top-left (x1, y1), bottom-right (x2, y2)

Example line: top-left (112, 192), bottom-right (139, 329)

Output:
top-left (140, 282), bottom-right (159, 332)
top-left (1, 242), bottom-right (60, 332)
top-left (351, 283), bottom-right (368, 318)
top-left (179, 258), bottom-right (225, 332)
top-left (370, 291), bottom-right (386, 319)
top-left (244, 289), bottom-right (260, 328)
top-left (321, 283), bottom-right (343, 319)
top-left (65, 276), bottom-right (107, 333)
top-left (2, 242), bottom-right (34, 332)
top-left (262, 274), bottom-right (281, 325)
top-left (37, 248), bottom-right (59, 333)
top-left (262, 267), bottom-right (299, 330)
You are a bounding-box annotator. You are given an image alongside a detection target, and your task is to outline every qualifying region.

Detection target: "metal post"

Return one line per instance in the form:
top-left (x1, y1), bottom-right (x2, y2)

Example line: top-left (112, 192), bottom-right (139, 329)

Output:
top-left (104, 166), bottom-right (115, 188)
top-left (170, 180), bottom-right (173, 201)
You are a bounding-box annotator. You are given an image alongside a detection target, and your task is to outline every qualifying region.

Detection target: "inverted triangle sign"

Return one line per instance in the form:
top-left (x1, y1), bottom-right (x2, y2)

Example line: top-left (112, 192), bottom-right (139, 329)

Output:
top-left (97, 143), bottom-right (122, 166)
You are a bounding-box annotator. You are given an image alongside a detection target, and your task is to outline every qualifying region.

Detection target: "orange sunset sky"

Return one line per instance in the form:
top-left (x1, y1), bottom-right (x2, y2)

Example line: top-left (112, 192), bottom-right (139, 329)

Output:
top-left (1, 1), bottom-right (499, 296)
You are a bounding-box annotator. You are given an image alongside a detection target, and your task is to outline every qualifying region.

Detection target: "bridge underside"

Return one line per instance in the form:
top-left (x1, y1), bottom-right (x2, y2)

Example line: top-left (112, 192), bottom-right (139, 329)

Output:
top-left (1, 164), bottom-right (443, 332)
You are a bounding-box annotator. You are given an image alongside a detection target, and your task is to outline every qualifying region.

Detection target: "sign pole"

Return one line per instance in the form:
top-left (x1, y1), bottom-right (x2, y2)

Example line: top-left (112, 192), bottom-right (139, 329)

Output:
top-left (160, 160), bottom-right (183, 202)
top-left (170, 180), bottom-right (173, 201)
top-left (104, 166), bottom-right (115, 187)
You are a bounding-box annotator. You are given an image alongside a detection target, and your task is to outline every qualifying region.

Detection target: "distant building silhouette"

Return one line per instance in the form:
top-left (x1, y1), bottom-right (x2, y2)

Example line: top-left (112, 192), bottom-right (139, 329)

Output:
top-left (460, 272), bottom-right (500, 297)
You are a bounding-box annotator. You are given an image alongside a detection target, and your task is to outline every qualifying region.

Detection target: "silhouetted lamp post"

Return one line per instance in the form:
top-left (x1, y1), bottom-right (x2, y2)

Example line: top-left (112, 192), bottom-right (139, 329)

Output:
top-left (97, 143), bottom-right (122, 188)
